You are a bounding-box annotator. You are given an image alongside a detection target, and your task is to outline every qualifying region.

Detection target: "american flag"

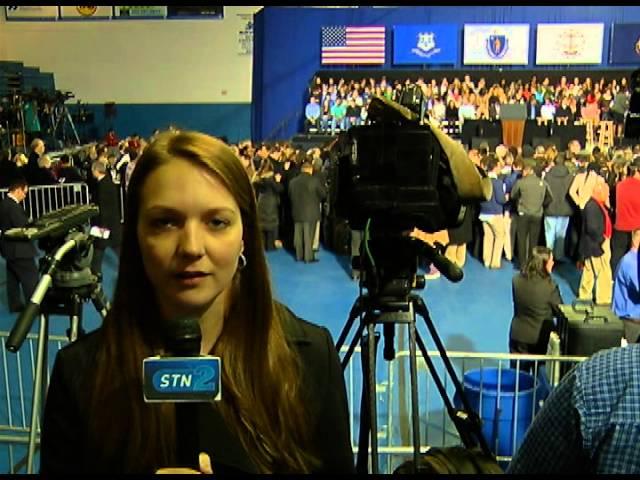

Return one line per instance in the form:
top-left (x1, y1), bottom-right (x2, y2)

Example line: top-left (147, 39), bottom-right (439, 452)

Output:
top-left (321, 26), bottom-right (386, 65)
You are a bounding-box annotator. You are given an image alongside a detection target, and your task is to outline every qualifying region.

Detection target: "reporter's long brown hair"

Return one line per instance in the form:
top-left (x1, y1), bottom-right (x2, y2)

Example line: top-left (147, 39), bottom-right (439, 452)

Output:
top-left (88, 131), bottom-right (318, 473)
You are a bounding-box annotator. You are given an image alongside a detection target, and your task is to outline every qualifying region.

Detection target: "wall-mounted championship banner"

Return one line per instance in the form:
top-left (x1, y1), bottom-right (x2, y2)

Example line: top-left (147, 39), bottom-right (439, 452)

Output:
top-left (167, 6), bottom-right (223, 19)
top-left (463, 24), bottom-right (529, 65)
top-left (393, 24), bottom-right (458, 65)
top-left (113, 6), bottom-right (167, 19)
top-left (237, 13), bottom-right (254, 56)
top-left (610, 23), bottom-right (640, 64)
top-left (5, 6), bottom-right (58, 20)
top-left (59, 6), bottom-right (112, 20)
top-left (536, 23), bottom-right (604, 65)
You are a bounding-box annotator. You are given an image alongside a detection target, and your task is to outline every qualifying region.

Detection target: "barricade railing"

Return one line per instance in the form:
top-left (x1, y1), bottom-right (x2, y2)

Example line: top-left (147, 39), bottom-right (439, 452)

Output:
top-left (0, 331), bottom-right (68, 473)
top-left (0, 183), bottom-right (90, 221)
top-left (0, 329), bottom-right (589, 473)
top-left (341, 344), bottom-right (588, 473)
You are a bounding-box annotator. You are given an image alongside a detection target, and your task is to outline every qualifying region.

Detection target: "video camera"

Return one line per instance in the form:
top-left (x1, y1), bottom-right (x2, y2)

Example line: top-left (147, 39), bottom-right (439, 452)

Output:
top-left (56, 90), bottom-right (75, 102)
top-left (3, 204), bottom-right (98, 287)
top-left (328, 94), bottom-right (490, 296)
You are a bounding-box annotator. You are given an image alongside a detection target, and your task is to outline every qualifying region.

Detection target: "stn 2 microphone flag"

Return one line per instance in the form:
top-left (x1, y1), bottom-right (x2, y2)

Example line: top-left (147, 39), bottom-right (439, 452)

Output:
top-left (536, 23), bottom-right (604, 65)
top-left (610, 23), bottom-right (640, 64)
top-left (321, 25), bottom-right (386, 65)
top-left (463, 24), bottom-right (530, 65)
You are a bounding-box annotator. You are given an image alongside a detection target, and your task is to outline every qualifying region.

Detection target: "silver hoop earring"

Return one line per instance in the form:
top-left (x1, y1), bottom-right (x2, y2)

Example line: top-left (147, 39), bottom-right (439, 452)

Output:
top-left (238, 253), bottom-right (247, 270)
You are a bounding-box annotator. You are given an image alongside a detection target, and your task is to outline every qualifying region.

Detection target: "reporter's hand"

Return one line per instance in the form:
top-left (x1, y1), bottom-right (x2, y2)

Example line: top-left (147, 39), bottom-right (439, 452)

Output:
top-left (156, 452), bottom-right (213, 474)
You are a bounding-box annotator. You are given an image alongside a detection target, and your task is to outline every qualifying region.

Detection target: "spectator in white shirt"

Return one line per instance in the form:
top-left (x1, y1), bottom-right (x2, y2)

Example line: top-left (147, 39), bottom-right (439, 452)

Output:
top-left (540, 97), bottom-right (556, 124)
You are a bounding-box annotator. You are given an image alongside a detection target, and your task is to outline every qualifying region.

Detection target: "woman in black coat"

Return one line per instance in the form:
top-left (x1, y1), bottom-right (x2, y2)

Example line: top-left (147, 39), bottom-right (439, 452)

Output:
top-left (40, 131), bottom-right (354, 474)
top-left (253, 159), bottom-right (284, 250)
top-left (509, 246), bottom-right (563, 371)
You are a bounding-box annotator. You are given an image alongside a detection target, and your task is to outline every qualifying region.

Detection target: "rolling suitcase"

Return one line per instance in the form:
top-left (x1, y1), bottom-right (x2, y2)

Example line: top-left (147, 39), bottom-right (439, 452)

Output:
top-left (557, 300), bottom-right (624, 357)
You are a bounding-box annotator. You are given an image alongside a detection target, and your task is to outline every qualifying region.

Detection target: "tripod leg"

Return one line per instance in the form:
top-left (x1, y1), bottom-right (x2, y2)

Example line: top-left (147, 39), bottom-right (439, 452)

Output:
top-left (67, 295), bottom-right (84, 342)
top-left (91, 283), bottom-right (110, 319)
top-left (26, 314), bottom-right (49, 474)
top-left (366, 322), bottom-right (380, 474)
top-left (335, 296), bottom-right (364, 353)
top-left (342, 322), bottom-right (365, 371)
top-left (65, 108), bottom-right (80, 145)
top-left (412, 296), bottom-right (493, 457)
top-left (356, 331), bottom-right (372, 474)
top-left (407, 318), bottom-right (421, 472)
top-left (356, 325), bottom-right (381, 474)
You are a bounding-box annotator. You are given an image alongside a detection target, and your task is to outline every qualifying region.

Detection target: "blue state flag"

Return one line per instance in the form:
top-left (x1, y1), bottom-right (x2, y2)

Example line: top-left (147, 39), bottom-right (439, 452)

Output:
top-left (610, 23), bottom-right (640, 64)
top-left (464, 24), bottom-right (529, 65)
top-left (393, 24), bottom-right (458, 65)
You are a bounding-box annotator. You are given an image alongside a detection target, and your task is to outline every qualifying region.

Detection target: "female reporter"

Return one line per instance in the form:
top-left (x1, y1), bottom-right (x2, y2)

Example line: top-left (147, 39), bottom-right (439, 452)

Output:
top-left (40, 131), bottom-right (354, 474)
top-left (509, 246), bottom-right (563, 371)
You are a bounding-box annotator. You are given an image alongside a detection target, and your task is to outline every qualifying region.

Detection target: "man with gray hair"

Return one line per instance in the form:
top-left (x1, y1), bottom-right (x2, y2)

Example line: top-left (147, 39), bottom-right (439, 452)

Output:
top-left (26, 137), bottom-right (45, 185)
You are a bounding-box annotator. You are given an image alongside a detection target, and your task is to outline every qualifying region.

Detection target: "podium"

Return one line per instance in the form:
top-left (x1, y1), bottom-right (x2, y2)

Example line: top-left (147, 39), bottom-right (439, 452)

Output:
top-left (500, 104), bottom-right (527, 149)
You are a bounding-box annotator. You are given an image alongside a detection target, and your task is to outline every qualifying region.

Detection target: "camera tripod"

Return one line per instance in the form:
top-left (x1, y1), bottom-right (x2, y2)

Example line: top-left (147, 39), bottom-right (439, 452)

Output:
top-left (6, 234), bottom-right (110, 473)
top-left (336, 283), bottom-right (491, 474)
top-left (7, 93), bottom-right (27, 152)
top-left (51, 102), bottom-right (80, 148)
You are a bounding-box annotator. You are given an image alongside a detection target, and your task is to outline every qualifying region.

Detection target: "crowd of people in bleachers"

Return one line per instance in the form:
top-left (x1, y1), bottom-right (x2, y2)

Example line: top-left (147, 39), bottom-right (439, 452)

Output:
top-left (304, 74), bottom-right (631, 137)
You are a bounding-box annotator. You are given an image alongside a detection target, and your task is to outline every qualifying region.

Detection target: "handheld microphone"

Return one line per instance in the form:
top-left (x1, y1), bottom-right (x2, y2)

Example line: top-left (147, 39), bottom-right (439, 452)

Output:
top-left (142, 317), bottom-right (221, 469)
top-left (142, 317), bottom-right (221, 403)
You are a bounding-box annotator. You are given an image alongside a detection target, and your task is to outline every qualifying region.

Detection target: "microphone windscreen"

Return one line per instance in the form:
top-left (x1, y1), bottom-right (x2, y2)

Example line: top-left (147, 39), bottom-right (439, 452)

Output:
top-left (163, 317), bottom-right (201, 356)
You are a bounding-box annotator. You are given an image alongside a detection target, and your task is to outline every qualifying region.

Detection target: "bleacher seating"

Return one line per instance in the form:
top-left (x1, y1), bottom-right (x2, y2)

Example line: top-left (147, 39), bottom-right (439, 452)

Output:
top-left (0, 60), bottom-right (56, 96)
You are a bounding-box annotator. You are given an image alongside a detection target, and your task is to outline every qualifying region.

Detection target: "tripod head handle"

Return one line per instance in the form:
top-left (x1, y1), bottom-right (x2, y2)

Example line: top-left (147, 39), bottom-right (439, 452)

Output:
top-left (414, 238), bottom-right (463, 283)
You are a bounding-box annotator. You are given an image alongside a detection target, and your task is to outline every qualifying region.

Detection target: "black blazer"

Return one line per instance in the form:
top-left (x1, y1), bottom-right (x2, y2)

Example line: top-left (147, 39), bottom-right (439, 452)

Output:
top-left (0, 196), bottom-right (37, 260)
top-left (92, 175), bottom-right (121, 248)
top-left (254, 175), bottom-right (284, 231)
top-left (288, 172), bottom-right (327, 223)
top-left (31, 167), bottom-right (57, 186)
top-left (510, 274), bottom-right (563, 345)
top-left (40, 307), bottom-right (355, 474)
top-left (579, 199), bottom-right (608, 259)
top-left (0, 159), bottom-right (18, 188)
top-left (57, 166), bottom-right (84, 183)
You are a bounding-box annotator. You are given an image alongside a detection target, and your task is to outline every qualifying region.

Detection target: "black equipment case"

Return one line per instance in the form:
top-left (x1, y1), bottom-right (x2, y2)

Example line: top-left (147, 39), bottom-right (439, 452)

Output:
top-left (556, 300), bottom-right (624, 357)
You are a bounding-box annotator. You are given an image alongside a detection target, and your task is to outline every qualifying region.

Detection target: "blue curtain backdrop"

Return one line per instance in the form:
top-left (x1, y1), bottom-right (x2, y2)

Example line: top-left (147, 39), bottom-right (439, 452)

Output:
top-left (252, 6), bottom-right (640, 142)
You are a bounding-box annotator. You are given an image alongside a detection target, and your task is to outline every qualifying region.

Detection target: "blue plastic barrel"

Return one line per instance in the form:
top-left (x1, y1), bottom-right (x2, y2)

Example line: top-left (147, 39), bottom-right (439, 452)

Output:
top-left (457, 368), bottom-right (547, 457)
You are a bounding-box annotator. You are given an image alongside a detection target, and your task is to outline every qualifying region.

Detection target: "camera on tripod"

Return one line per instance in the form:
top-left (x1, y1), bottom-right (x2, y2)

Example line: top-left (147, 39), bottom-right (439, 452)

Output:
top-left (3, 204), bottom-right (112, 472)
top-left (330, 94), bottom-right (496, 473)
top-left (56, 90), bottom-right (75, 102)
top-left (329, 94), bottom-right (490, 296)
top-left (5, 204), bottom-right (110, 352)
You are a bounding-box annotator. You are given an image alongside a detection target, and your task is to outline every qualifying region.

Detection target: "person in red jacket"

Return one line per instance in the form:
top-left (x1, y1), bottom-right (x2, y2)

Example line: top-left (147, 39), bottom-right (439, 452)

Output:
top-left (104, 129), bottom-right (118, 148)
top-left (611, 157), bottom-right (640, 272)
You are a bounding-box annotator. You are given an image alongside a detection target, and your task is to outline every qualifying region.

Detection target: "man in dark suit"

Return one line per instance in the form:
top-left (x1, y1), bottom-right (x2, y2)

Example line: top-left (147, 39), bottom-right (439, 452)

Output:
top-left (527, 96), bottom-right (542, 121)
top-left (0, 177), bottom-right (39, 312)
top-left (89, 161), bottom-right (121, 279)
top-left (288, 160), bottom-right (327, 263)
